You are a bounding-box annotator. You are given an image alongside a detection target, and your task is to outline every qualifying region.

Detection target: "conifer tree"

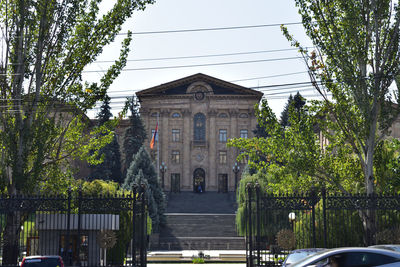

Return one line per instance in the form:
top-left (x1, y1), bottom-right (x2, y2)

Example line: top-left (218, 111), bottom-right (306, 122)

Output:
top-left (280, 92), bottom-right (305, 128)
top-left (280, 94), bottom-right (293, 128)
top-left (123, 97), bottom-right (147, 175)
top-left (123, 146), bottom-right (165, 232)
top-left (89, 95), bottom-right (122, 183)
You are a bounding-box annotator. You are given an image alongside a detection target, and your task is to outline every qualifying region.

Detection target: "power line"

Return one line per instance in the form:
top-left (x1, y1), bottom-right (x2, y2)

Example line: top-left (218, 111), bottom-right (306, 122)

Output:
top-left (83, 56), bottom-right (303, 73)
top-left (93, 48), bottom-right (308, 63)
top-left (117, 22), bottom-right (303, 36)
top-left (230, 71), bottom-right (308, 82)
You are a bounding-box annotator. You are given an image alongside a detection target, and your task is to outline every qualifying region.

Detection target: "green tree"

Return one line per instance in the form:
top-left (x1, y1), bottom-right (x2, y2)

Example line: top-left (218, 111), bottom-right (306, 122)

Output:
top-left (0, 0), bottom-right (153, 263)
top-left (281, 0), bottom-right (400, 196)
top-left (123, 97), bottom-right (147, 176)
top-left (123, 146), bottom-right (166, 232)
top-left (280, 94), bottom-right (294, 128)
top-left (89, 95), bottom-right (122, 183)
top-left (280, 92), bottom-right (306, 128)
top-left (281, 1), bottom-right (400, 244)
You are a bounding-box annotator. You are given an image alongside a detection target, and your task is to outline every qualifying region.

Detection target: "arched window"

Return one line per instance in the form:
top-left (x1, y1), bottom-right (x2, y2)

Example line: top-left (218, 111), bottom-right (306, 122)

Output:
top-left (172, 112), bottom-right (181, 118)
top-left (194, 113), bottom-right (206, 141)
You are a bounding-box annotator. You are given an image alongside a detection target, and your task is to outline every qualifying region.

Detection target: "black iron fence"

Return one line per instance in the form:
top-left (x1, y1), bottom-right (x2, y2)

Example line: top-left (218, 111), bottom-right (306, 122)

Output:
top-left (0, 186), bottom-right (148, 267)
top-left (245, 185), bottom-right (400, 267)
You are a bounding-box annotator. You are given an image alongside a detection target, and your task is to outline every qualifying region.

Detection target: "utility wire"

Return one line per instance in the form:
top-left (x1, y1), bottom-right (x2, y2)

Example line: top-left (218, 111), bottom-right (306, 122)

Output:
top-left (93, 48), bottom-right (308, 63)
top-left (83, 56), bottom-right (303, 73)
top-left (230, 71), bottom-right (308, 82)
top-left (117, 22), bottom-right (303, 35)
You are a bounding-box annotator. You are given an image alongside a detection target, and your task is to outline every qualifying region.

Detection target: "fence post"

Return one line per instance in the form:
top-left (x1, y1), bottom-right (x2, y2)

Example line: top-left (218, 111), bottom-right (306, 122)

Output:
top-left (311, 188), bottom-right (317, 248)
top-left (131, 184), bottom-right (137, 266)
top-left (255, 183), bottom-right (261, 266)
top-left (140, 184), bottom-right (147, 267)
top-left (66, 187), bottom-right (72, 266)
top-left (247, 184), bottom-right (253, 267)
top-left (322, 187), bottom-right (327, 248)
top-left (77, 186), bottom-right (82, 266)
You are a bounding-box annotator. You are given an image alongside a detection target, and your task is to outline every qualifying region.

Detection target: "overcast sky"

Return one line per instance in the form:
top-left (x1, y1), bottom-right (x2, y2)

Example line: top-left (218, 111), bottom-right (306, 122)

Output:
top-left (86, 0), bottom-right (316, 118)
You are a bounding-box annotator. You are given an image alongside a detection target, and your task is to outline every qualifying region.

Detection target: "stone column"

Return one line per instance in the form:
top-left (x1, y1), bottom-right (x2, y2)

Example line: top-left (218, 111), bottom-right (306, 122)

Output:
top-left (182, 109), bottom-right (192, 191)
top-left (229, 108), bottom-right (239, 190)
top-left (208, 109), bottom-right (218, 191)
top-left (160, 108), bottom-right (170, 190)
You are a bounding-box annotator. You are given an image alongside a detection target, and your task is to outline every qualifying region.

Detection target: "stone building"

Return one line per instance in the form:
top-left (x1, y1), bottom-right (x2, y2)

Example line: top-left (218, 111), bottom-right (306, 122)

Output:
top-left (136, 73), bottom-right (263, 193)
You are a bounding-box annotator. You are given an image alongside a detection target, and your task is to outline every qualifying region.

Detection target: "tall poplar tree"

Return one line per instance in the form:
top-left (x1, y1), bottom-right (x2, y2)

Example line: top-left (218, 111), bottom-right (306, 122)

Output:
top-left (281, 0), bottom-right (400, 197)
top-left (0, 0), bottom-right (153, 263)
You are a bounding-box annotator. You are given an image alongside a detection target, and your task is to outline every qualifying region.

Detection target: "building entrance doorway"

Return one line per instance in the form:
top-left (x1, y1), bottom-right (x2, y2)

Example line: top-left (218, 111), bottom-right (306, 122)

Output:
top-left (171, 174), bottom-right (180, 193)
top-left (193, 168), bottom-right (205, 193)
top-left (218, 174), bottom-right (228, 193)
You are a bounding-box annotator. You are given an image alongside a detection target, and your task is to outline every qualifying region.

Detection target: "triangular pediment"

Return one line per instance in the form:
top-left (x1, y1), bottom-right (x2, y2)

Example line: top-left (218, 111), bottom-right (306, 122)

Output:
top-left (136, 73), bottom-right (263, 98)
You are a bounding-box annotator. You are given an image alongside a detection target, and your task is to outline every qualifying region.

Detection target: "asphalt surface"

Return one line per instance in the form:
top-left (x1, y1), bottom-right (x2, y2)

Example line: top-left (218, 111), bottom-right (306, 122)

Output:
top-left (148, 264), bottom-right (245, 267)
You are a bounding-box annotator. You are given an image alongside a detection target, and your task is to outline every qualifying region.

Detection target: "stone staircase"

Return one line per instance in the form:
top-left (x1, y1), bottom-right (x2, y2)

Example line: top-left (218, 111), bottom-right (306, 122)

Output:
top-left (149, 192), bottom-right (245, 250)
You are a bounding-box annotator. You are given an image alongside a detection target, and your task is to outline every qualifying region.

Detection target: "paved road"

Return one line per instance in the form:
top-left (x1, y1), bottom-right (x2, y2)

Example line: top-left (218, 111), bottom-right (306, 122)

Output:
top-left (148, 264), bottom-right (245, 267)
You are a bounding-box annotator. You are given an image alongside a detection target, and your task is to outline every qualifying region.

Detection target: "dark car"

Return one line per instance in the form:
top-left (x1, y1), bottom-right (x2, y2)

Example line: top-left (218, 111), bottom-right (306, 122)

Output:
top-left (282, 248), bottom-right (325, 267)
top-left (291, 247), bottom-right (400, 267)
top-left (21, 256), bottom-right (64, 267)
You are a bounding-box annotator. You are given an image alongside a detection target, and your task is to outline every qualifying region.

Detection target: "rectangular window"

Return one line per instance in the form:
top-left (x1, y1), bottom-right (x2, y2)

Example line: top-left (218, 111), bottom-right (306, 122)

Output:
top-left (240, 129), bottom-right (248, 138)
top-left (172, 129), bottom-right (180, 142)
top-left (172, 150), bottom-right (180, 164)
top-left (151, 129), bottom-right (158, 141)
top-left (219, 151), bottom-right (227, 164)
top-left (219, 129), bottom-right (227, 142)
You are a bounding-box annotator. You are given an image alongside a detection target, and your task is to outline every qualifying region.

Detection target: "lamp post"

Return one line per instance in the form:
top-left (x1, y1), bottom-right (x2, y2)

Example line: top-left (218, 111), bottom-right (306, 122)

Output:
top-left (288, 212), bottom-right (296, 232)
top-left (159, 162), bottom-right (167, 190)
top-left (232, 162), bottom-right (240, 192)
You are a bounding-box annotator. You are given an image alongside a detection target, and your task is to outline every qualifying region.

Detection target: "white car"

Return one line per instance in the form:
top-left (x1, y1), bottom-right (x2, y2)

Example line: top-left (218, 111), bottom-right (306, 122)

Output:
top-left (370, 245), bottom-right (400, 253)
top-left (291, 247), bottom-right (400, 267)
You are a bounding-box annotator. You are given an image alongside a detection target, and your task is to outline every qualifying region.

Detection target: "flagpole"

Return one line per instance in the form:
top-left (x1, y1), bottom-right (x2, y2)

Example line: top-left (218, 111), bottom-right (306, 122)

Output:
top-left (157, 112), bottom-right (160, 181)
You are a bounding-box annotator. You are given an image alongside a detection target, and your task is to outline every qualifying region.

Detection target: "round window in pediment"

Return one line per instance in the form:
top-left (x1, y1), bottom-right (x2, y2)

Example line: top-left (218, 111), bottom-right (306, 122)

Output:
top-left (195, 91), bottom-right (205, 101)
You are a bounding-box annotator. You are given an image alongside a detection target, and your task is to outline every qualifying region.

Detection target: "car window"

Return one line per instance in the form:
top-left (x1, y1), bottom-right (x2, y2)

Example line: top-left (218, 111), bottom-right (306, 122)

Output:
top-left (326, 252), bottom-right (400, 267)
top-left (286, 252), bottom-right (319, 264)
top-left (24, 258), bottom-right (61, 267)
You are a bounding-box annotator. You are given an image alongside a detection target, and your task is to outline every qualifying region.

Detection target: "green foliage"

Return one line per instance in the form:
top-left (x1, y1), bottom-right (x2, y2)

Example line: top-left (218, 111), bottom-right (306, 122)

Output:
top-left (192, 257), bottom-right (205, 264)
top-left (280, 0), bottom-right (400, 196)
top-left (0, 0), bottom-right (154, 196)
top-left (280, 92), bottom-right (305, 127)
top-left (123, 146), bottom-right (166, 232)
top-left (235, 171), bottom-right (271, 236)
top-left (123, 97), bottom-right (147, 176)
top-left (88, 95), bottom-right (122, 183)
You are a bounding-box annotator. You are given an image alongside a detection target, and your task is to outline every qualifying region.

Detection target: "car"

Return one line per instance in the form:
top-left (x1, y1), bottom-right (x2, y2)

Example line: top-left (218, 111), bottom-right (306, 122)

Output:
top-left (21, 256), bottom-right (64, 267)
top-left (291, 247), bottom-right (400, 267)
top-left (282, 248), bottom-right (326, 267)
top-left (370, 244), bottom-right (400, 253)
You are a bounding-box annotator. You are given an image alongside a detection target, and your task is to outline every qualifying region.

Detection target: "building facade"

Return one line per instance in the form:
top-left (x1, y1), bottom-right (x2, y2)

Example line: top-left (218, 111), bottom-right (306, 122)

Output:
top-left (136, 73), bottom-right (263, 192)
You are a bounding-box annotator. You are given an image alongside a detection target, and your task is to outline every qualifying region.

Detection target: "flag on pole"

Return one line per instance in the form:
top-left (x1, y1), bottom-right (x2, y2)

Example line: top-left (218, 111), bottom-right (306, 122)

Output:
top-left (150, 123), bottom-right (158, 149)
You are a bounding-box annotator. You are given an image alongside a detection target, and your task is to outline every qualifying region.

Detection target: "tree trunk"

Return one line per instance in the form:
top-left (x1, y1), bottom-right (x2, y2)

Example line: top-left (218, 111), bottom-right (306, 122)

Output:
top-left (2, 211), bottom-right (21, 265)
top-left (363, 137), bottom-right (377, 246)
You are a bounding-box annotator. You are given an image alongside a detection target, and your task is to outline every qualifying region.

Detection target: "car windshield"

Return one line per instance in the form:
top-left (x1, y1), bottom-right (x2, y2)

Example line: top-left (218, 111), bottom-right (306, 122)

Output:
top-left (23, 258), bottom-right (61, 267)
top-left (286, 251), bottom-right (320, 264)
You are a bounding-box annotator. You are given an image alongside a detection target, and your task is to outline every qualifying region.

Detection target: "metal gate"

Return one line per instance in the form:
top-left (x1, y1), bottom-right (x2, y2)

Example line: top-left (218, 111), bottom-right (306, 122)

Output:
top-left (0, 186), bottom-right (148, 267)
top-left (245, 184), bottom-right (400, 267)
